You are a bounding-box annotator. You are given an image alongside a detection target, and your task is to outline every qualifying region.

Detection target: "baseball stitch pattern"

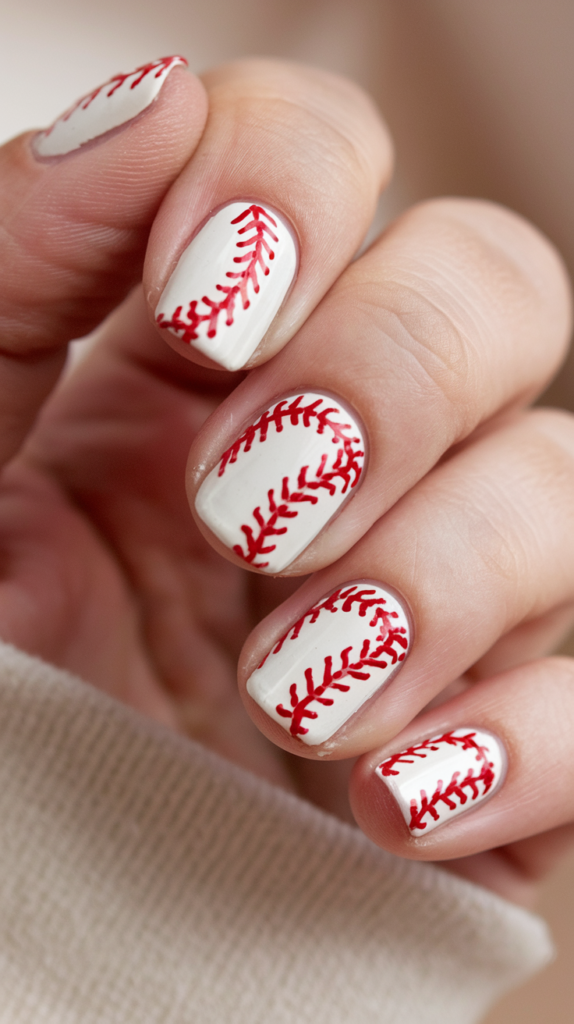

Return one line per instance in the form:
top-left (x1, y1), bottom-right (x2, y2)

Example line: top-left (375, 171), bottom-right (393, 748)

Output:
top-left (155, 205), bottom-right (280, 343)
top-left (42, 57), bottom-right (185, 136)
top-left (217, 396), bottom-right (365, 569)
top-left (267, 585), bottom-right (408, 739)
top-left (378, 731), bottom-right (496, 832)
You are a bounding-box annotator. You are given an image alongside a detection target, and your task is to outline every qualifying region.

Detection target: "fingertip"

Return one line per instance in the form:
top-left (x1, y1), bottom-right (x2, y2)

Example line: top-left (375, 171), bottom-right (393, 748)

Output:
top-left (350, 723), bottom-right (508, 860)
top-left (144, 59), bottom-right (394, 373)
top-left (349, 746), bottom-right (417, 857)
top-left (31, 57), bottom-right (207, 164)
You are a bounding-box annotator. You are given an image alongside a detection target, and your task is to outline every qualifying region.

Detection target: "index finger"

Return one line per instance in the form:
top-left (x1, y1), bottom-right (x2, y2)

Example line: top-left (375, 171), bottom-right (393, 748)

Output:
top-left (146, 59), bottom-right (393, 371)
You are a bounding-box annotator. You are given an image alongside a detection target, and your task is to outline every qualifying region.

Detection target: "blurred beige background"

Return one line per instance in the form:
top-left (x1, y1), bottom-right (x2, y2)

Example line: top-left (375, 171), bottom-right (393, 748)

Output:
top-left (1, 1), bottom-right (574, 1019)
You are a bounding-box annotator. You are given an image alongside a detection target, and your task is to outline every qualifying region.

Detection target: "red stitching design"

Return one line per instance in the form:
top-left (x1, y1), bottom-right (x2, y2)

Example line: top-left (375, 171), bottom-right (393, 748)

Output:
top-left (155, 205), bottom-right (280, 343)
top-left (262, 585), bottom-right (401, 661)
top-left (378, 731), bottom-right (496, 832)
top-left (218, 395), bottom-right (364, 568)
top-left (219, 395), bottom-right (357, 473)
top-left (44, 57), bottom-right (186, 136)
top-left (268, 585), bottom-right (408, 738)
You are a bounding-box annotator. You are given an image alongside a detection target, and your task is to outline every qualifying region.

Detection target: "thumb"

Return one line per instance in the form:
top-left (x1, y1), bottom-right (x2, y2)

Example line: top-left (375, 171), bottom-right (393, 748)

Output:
top-left (0, 56), bottom-right (207, 466)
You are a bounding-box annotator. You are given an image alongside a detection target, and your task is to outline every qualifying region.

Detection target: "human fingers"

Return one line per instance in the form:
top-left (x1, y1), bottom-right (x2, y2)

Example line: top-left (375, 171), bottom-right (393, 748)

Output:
top-left (0, 56), bottom-right (206, 468)
top-left (186, 198), bottom-right (570, 576)
top-left (147, 58), bottom-right (392, 371)
top-left (237, 409), bottom-right (574, 757)
top-left (349, 658), bottom-right (574, 881)
top-left (19, 288), bottom-right (294, 784)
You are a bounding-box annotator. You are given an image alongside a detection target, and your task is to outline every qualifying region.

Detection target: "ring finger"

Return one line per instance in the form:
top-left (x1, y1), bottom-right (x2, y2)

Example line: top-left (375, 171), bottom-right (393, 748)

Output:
top-left (238, 407), bottom-right (574, 757)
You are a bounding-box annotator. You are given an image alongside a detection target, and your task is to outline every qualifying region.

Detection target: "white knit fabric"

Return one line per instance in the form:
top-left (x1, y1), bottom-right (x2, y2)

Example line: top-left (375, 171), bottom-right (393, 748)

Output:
top-left (0, 641), bottom-right (552, 1023)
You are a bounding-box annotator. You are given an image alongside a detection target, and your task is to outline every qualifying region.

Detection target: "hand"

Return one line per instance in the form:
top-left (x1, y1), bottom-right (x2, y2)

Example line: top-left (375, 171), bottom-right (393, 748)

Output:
top-left (2, 56), bottom-right (572, 907)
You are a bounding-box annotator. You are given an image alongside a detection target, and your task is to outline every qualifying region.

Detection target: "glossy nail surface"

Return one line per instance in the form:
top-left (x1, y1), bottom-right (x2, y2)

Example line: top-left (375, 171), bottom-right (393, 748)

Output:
top-left (195, 392), bottom-right (365, 573)
top-left (34, 56), bottom-right (187, 157)
top-left (375, 728), bottom-right (505, 836)
top-left (247, 582), bottom-right (410, 745)
top-left (155, 202), bottom-right (297, 370)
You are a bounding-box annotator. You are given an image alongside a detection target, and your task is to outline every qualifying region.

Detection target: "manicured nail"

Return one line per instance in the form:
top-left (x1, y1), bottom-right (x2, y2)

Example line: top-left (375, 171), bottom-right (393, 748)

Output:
top-left (34, 56), bottom-right (187, 157)
top-left (155, 201), bottom-right (298, 370)
top-left (247, 582), bottom-right (411, 745)
top-left (375, 728), bottom-right (505, 836)
top-left (195, 392), bottom-right (365, 573)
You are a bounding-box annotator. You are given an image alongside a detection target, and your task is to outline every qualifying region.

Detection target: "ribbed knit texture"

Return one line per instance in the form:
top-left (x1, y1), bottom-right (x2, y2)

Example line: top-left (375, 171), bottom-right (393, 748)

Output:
top-left (0, 641), bottom-right (552, 1023)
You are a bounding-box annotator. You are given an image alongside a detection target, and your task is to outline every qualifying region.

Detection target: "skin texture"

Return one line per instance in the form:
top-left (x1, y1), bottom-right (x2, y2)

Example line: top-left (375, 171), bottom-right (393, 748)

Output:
top-left (0, 58), bottom-right (573, 907)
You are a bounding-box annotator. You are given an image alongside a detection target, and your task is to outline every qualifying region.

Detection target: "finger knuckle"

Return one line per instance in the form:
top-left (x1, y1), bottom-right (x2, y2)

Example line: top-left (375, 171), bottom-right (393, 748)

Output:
top-left (338, 197), bottom-right (572, 439)
top-left (339, 268), bottom-right (480, 441)
top-left (407, 199), bottom-right (572, 358)
top-left (209, 59), bottom-right (392, 198)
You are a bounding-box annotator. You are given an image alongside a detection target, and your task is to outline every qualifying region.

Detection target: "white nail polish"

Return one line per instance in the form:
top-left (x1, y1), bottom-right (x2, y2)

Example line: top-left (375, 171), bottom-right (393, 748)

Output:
top-left (247, 583), bottom-right (410, 745)
top-left (34, 56), bottom-right (187, 157)
top-left (155, 202), bottom-right (298, 370)
top-left (376, 728), bottom-right (505, 836)
top-left (195, 392), bottom-right (365, 573)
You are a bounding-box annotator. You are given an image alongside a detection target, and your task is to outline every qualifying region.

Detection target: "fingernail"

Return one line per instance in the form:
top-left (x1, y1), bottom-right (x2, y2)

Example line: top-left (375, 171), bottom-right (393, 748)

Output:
top-left (247, 582), bottom-right (411, 745)
top-left (195, 392), bottom-right (365, 573)
top-left (375, 728), bottom-right (505, 836)
top-left (155, 201), bottom-right (298, 370)
top-left (34, 56), bottom-right (187, 157)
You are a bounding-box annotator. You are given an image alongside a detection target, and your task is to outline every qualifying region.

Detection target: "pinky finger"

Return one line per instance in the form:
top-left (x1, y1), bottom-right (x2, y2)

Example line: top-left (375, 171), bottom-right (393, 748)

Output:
top-left (350, 657), bottom-right (574, 870)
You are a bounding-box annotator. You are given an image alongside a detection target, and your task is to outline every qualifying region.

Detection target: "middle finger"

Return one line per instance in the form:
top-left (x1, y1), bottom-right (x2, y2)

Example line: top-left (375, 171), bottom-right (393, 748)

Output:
top-left (187, 196), bottom-right (570, 576)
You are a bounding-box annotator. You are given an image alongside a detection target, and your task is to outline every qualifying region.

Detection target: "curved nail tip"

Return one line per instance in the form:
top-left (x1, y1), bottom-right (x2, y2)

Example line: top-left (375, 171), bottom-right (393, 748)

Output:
top-left (154, 201), bottom-right (298, 369)
top-left (247, 581), bottom-right (411, 745)
top-left (195, 391), bottom-right (366, 576)
top-left (375, 727), bottom-right (506, 836)
top-left (34, 56), bottom-right (187, 158)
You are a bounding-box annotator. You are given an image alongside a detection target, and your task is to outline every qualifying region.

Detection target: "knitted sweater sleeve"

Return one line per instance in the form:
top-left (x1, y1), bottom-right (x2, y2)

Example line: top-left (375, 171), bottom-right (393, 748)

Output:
top-left (0, 641), bottom-right (552, 1024)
